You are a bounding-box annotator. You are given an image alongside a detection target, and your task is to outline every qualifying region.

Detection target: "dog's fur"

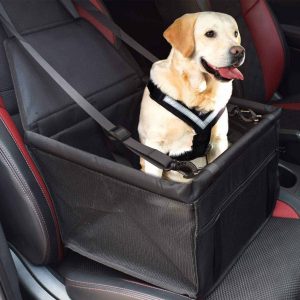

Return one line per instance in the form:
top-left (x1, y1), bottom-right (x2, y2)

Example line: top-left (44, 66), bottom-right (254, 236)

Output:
top-left (138, 12), bottom-right (245, 182)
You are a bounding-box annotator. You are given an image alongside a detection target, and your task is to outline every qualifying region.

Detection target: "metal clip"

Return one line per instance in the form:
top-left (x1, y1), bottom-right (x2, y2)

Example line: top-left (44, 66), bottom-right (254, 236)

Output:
top-left (239, 109), bottom-right (262, 123)
top-left (168, 160), bottom-right (201, 179)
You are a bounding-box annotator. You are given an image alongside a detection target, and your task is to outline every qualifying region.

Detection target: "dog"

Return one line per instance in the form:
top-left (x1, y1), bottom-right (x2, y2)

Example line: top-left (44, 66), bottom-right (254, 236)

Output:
top-left (138, 12), bottom-right (245, 182)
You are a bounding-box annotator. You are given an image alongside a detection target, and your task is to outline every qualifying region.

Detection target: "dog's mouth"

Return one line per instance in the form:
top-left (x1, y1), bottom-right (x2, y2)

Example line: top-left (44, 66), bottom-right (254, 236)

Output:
top-left (201, 58), bottom-right (244, 81)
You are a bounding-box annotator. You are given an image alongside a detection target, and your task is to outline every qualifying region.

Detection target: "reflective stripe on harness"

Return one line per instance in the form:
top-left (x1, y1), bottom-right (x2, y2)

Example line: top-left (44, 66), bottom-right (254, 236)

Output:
top-left (147, 80), bottom-right (226, 158)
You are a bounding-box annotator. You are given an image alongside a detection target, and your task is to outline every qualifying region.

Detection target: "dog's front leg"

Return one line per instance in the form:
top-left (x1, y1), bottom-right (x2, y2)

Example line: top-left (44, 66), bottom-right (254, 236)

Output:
top-left (207, 108), bottom-right (229, 163)
top-left (142, 159), bottom-right (164, 178)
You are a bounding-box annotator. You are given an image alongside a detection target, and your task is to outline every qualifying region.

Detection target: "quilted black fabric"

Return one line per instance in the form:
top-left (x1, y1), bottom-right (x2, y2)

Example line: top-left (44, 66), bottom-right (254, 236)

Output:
top-left (207, 218), bottom-right (300, 300)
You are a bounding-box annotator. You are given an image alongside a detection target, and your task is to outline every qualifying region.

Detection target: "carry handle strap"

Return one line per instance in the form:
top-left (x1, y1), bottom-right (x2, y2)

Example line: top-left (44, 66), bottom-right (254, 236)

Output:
top-left (0, 2), bottom-right (198, 178)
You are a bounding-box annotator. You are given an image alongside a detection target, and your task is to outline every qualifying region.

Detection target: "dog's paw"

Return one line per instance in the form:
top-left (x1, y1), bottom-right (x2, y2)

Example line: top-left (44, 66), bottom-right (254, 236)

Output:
top-left (143, 161), bottom-right (163, 178)
top-left (208, 138), bottom-right (228, 163)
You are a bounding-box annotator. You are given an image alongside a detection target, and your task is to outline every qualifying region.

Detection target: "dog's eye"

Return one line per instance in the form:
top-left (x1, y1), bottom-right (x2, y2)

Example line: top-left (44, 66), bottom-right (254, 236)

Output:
top-left (205, 30), bottom-right (216, 38)
top-left (234, 31), bottom-right (239, 37)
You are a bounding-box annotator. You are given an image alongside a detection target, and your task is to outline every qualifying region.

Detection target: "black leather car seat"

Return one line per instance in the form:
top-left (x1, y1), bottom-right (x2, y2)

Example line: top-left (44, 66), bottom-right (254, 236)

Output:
top-left (0, 0), bottom-right (143, 267)
top-left (0, 5), bottom-right (63, 266)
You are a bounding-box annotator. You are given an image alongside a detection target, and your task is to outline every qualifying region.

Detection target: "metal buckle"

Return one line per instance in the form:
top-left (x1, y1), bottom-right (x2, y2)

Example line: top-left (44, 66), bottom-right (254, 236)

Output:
top-left (239, 109), bottom-right (262, 123)
top-left (109, 126), bottom-right (131, 141)
top-left (229, 106), bottom-right (262, 123)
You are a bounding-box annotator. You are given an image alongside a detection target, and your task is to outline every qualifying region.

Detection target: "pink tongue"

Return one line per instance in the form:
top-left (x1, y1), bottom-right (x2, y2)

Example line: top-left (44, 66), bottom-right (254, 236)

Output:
top-left (218, 67), bottom-right (244, 80)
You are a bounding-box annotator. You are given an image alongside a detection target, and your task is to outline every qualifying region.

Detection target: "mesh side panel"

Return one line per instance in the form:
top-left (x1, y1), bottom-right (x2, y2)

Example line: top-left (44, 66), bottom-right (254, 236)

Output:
top-left (31, 148), bottom-right (197, 296)
top-left (196, 153), bottom-right (278, 295)
top-left (207, 218), bottom-right (300, 300)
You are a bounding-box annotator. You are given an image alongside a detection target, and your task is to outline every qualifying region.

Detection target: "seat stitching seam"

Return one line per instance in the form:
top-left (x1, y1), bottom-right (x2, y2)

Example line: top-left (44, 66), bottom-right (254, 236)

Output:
top-left (0, 117), bottom-right (58, 220)
top-left (0, 116), bottom-right (56, 259)
top-left (0, 147), bottom-right (49, 261)
top-left (0, 114), bottom-right (61, 241)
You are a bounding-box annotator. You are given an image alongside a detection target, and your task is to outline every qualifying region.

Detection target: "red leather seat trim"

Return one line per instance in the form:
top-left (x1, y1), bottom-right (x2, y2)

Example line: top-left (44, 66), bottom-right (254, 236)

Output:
top-left (240, 0), bottom-right (285, 101)
top-left (90, 0), bottom-right (108, 14)
top-left (241, 0), bottom-right (259, 13)
top-left (273, 102), bottom-right (300, 110)
top-left (272, 200), bottom-right (299, 219)
top-left (0, 108), bottom-right (63, 258)
top-left (75, 2), bottom-right (115, 45)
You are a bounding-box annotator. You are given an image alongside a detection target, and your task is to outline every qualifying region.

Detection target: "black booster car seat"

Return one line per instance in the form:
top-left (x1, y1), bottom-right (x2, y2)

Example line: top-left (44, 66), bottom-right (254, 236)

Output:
top-left (0, 1), bottom-right (299, 300)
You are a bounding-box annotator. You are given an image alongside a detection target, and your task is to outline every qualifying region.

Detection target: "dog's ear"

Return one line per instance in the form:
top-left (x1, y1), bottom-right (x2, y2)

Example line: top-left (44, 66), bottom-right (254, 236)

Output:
top-left (163, 13), bottom-right (198, 57)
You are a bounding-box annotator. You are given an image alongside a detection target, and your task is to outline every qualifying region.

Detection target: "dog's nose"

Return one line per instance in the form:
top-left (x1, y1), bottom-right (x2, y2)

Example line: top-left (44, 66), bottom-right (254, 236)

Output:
top-left (230, 46), bottom-right (245, 57)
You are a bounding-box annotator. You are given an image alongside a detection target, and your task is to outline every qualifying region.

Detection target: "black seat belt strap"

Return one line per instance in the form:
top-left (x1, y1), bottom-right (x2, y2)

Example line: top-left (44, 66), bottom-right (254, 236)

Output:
top-left (60, 0), bottom-right (159, 63)
top-left (59, 0), bottom-right (80, 19)
top-left (0, 2), bottom-right (198, 178)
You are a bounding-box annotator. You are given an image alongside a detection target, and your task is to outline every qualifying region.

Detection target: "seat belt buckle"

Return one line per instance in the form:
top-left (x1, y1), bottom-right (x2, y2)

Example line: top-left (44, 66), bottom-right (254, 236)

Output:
top-left (109, 126), bottom-right (131, 142)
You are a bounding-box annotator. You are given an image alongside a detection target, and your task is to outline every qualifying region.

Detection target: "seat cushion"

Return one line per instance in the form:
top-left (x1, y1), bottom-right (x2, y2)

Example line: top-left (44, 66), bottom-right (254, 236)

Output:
top-left (57, 251), bottom-right (193, 300)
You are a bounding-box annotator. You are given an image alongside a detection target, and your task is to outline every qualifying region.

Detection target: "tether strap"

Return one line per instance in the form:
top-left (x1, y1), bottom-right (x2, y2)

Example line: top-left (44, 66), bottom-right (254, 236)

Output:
top-left (61, 0), bottom-right (159, 63)
top-left (0, 2), bottom-right (179, 173)
top-left (59, 0), bottom-right (80, 19)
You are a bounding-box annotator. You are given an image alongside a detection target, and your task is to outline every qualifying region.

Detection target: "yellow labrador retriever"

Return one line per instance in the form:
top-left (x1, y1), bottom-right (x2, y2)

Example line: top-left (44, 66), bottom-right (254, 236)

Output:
top-left (138, 12), bottom-right (245, 182)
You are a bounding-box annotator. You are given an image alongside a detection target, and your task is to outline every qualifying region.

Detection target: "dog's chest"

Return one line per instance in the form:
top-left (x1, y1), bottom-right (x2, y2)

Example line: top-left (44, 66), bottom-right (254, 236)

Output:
top-left (167, 127), bottom-right (195, 157)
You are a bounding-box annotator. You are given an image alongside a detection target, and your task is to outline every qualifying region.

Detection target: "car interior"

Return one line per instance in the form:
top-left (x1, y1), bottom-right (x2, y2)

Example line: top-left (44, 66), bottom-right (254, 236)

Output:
top-left (1, 0), bottom-right (300, 299)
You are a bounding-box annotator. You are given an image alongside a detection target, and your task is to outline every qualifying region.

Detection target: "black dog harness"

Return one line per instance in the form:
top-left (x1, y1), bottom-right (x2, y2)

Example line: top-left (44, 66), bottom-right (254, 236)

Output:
top-left (147, 80), bottom-right (226, 161)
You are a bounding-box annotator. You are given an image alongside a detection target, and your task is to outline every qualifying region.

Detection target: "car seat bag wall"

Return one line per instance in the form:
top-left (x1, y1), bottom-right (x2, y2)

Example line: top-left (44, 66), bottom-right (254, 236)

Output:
top-left (1, 0), bottom-right (281, 298)
top-left (27, 100), bottom-right (279, 298)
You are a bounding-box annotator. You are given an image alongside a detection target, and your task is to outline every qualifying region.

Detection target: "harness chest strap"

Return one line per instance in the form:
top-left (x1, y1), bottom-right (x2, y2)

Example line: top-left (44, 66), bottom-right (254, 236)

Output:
top-left (147, 80), bottom-right (226, 159)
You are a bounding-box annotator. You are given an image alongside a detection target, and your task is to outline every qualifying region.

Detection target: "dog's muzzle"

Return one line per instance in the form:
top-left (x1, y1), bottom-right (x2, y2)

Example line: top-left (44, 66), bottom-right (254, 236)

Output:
top-left (201, 57), bottom-right (244, 81)
top-left (230, 45), bottom-right (245, 67)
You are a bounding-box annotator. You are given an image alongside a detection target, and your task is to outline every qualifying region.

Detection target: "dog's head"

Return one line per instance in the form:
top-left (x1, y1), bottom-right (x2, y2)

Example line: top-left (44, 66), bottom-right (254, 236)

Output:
top-left (163, 12), bottom-right (245, 81)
